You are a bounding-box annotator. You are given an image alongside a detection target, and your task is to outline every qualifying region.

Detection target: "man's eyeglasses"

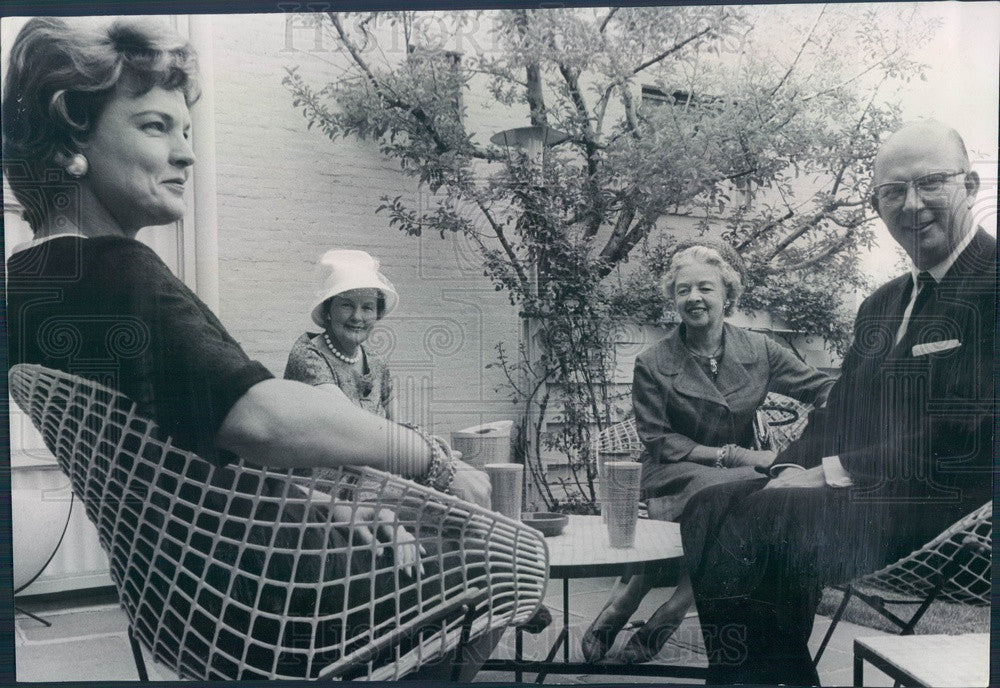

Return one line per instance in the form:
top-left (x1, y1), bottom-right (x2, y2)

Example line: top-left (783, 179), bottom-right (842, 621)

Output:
top-left (871, 171), bottom-right (968, 208)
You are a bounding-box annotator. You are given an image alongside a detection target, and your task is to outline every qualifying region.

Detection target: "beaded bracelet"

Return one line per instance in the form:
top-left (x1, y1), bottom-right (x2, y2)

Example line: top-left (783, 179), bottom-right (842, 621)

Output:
top-left (425, 435), bottom-right (458, 494)
top-left (399, 423), bottom-right (458, 494)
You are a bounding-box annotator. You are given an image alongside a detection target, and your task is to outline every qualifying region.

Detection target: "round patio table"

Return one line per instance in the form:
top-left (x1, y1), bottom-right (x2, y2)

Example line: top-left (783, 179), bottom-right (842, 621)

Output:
top-left (482, 514), bottom-right (708, 683)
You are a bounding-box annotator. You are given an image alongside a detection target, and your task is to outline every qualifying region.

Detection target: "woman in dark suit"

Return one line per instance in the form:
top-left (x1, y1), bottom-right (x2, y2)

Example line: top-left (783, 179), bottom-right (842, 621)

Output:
top-left (583, 243), bottom-right (834, 663)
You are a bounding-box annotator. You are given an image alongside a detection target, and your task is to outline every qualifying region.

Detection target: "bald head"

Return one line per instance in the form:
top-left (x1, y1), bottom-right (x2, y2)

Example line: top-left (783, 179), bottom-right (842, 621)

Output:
top-left (871, 120), bottom-right (979, 270)
top-left (873, 121), bottom-right (970, 183)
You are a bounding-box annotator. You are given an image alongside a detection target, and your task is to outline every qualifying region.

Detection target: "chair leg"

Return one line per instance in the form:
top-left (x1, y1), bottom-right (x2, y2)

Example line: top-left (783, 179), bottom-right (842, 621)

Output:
top-left (128, 628), bottom-right (149, 682)
top-left (449, 599), bottom-right (480, 682)
top-left (814, 585), bottom-right (853, 666)
top-left (14, 605), bottom-right (52, 628)
top-left (899, 589), bottom-right (940, 635)
top-left (852, 537), bottom-right (981, 638)
top-left (898, 543), bottom-right (972, 635)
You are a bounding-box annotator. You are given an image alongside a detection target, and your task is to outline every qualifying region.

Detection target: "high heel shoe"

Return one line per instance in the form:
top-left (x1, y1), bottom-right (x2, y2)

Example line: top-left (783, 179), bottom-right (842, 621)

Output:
top-left (618, 618), bottom-right (682, 663)
top-left (521, 604), bottom-right (553, 634)
top-left (581, 603), bottom-right (631, 663)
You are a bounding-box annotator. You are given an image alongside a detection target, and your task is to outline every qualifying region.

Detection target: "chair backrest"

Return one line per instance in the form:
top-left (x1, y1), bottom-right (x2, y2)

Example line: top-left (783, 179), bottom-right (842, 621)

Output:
top-left (754, 392), bottom-right (811, 454)
top-left (859, 502), bottom-right (991, 605)
top-left (593, 391), bottom-right (811, 460)
top-left (594, 416), bottom-right (641, 456)
top-left (9, 363), bottom-right (548, 681)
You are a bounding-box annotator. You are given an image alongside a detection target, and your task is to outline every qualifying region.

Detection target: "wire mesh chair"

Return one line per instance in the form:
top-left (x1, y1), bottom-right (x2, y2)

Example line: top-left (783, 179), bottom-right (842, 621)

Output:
top-left (813, 502), bottom-right (991, 664)
top-left (593, 392), bottom-right (811, 462)
top-left (9, 363), bottom-right (549, 681)
top-left (753, 392), bottom-right (811, 454)
top-left (593, 416), bottom-right (641, 457)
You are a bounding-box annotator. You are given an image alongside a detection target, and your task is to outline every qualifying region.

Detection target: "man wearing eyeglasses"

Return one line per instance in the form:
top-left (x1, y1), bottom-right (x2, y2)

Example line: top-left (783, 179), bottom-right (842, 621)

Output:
top-left (677, 121), bottom-right (994, 685)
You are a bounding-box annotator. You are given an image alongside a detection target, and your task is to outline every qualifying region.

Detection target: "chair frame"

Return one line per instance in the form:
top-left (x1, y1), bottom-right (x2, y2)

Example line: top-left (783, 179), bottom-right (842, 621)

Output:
top-left (10, 363), bottom-right (549, 681)
top-left (592, 391), bottom-right (811, 463)
top-left (813, 503), bottom-right (991, 665)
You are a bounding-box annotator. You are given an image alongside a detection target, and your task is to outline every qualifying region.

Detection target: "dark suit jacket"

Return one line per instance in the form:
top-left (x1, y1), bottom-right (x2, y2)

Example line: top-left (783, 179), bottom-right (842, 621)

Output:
top-left (780, 229), bottom-right (996, 507)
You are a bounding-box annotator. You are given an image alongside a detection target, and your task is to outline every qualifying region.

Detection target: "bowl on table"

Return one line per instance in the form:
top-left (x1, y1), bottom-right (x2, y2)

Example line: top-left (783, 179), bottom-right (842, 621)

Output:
top-left (522, 512), bottom-right (568, 537)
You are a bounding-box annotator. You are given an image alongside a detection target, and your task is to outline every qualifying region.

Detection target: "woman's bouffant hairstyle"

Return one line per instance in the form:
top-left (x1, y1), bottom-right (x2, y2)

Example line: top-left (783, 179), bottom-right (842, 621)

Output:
top-left (661, 242), bottom-right (746, 317)
top-left (2, 17), bottom-right (200, 232)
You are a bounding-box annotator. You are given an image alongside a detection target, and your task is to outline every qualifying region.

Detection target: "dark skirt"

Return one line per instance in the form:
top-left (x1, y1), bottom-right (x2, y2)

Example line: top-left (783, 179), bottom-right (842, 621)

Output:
top-left (640, 459), bottom-right (761, 522)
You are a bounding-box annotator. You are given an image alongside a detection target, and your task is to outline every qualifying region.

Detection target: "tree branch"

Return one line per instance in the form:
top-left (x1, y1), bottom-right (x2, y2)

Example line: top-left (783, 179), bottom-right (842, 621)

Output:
top-left (799, 46), bottom-right (903, 102)
top-left (766, 199), bottom-right (857, 261)
top-left (598, 7), bottom-right (620, 34)
top-left (632, 24), bottom-right (716, 77)
top-left (557, 62), bottom-right (604, 238)
top-left (475, 199), bottom-right (532, 292)
top-left (596, 22), bottom-right (720, 114)
top-left (619, 83), bottom-right (641, 139)
top-left (614, 215), bottom-right (656, 264)
top-left (735, 209), bottom-right (795, 252)
top-left (329, 12), bottom-right (495, 161)
top-left (598, 209), bottom-right (658, 275)
top-left (769, 5), bottom-right (827, 98)
top-left (598, 205), bottom-right (636, 263)
top-left (329, 13), bottom-right (383, 92)
top-left (778, 220), bottom-right (874, 272)
top-left (514, 9), bottom-right (548, 125)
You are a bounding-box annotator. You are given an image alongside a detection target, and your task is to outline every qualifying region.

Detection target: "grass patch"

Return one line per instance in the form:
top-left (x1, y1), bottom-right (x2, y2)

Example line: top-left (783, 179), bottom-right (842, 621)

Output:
top-left (817, 585), bottom-right (989, 635)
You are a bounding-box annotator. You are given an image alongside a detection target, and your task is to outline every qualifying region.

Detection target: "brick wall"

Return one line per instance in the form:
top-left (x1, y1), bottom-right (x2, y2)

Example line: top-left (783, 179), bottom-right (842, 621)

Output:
top-left (207, 14), bottom-right (520, 435)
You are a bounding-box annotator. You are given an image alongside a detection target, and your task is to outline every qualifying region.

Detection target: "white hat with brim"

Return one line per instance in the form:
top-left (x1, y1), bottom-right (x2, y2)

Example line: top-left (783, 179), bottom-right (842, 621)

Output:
top-left (310, 249), bottom-right (399, 327)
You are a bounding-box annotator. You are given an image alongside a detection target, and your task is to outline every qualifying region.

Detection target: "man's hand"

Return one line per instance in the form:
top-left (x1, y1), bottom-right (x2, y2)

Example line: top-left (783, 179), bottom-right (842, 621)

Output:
top-left (448, 460), bottom-right (491, 508)
top-left (764, 464), bottom-right (826, 490)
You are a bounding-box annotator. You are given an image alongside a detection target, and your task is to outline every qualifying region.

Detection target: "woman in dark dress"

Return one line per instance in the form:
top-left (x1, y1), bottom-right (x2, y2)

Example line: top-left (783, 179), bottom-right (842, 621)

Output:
top-left (582, 243), bottom-right (834, 663)
top-left (3, 16), bottom-right (496, 680)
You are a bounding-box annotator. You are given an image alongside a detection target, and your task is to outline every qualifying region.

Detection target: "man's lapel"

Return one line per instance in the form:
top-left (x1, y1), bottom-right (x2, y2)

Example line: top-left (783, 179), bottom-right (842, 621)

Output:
top-left (884, 229), bottom-right (992, 361)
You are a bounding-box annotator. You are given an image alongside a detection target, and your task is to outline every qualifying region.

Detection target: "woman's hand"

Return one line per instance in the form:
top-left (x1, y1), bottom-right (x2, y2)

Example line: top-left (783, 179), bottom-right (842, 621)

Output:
top-left (728, 447), bottom-right (777, 470)
top-left (448, 460), bottom-right (491, 508)
top-left (331, 504), bottom-right (425, 577)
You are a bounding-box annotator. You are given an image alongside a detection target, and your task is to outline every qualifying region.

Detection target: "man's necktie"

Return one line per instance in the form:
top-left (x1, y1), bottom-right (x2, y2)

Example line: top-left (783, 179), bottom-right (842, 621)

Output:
top-left (894, 271), bottom-right (935, 344)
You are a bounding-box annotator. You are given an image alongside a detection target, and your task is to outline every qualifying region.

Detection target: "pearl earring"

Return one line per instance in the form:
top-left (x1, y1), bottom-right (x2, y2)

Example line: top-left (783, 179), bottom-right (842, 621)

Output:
top-left (65, 153), bottom-right (89, 178)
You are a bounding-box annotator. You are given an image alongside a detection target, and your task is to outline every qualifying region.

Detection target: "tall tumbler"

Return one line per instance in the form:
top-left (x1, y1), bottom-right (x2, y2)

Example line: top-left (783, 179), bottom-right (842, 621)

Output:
top-left (484, 463), bottom-right (524, 521)
top-left (604, 461), bottom-right (642, 548)
top-left (598, 449), bottom-right (633, 523)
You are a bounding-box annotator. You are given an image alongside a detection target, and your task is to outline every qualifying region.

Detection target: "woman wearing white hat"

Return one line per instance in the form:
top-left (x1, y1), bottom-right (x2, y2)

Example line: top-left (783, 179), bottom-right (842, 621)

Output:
top-left (288, 249), bottom-right (556, 638)
top-left (285, 250), bottom-right (399, 418)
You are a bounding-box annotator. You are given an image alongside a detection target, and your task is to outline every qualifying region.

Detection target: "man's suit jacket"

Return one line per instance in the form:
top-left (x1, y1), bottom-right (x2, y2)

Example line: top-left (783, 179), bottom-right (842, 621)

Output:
top-left (780, 229), bottom-right (995, 507)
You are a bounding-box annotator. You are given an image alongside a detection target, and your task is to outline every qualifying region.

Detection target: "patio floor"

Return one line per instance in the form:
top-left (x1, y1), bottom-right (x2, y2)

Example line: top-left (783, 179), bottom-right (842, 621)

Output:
top-left (14, 579), bottom-right (906, 685)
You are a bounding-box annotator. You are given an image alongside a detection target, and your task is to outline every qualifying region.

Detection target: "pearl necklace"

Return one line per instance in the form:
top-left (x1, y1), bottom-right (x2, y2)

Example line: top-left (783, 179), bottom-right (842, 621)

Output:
top-left (323, 332), bottom-right (360, 364)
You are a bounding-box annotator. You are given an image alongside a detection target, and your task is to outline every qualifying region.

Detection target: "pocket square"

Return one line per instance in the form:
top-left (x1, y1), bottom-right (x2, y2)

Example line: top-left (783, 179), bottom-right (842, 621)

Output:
top-left (912, 339), bottom-right (961, 357)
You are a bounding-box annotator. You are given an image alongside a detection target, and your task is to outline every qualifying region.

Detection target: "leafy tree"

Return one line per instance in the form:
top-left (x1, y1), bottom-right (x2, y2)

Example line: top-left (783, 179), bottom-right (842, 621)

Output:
top-left (284, 6), bottom-right (935, 509)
